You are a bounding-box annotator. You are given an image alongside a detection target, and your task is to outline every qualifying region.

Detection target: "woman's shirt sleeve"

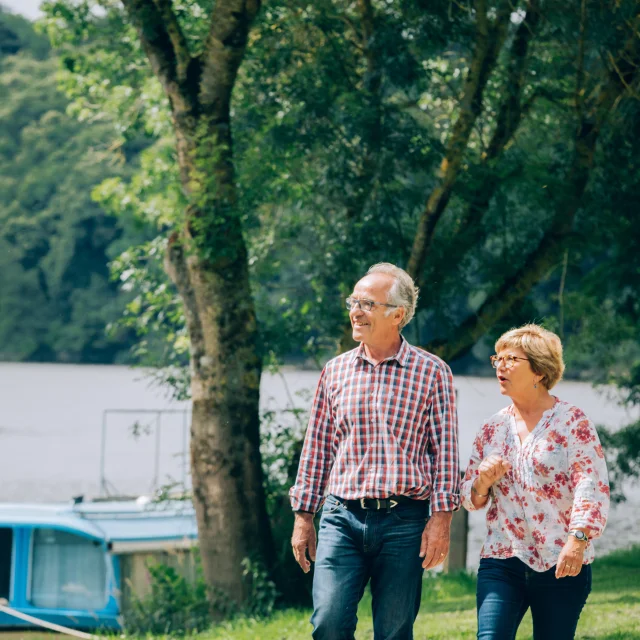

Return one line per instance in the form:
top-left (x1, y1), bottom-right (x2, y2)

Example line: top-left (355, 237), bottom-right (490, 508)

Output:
top-left (461, 425), bottom-right (491, 512)
top-left (567, 411), bottom-right (610, 539)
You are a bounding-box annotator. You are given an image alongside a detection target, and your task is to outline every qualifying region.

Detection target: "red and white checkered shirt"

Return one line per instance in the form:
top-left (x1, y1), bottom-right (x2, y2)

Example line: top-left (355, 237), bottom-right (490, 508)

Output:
top-left (289, 338), bottom-right (460, 514)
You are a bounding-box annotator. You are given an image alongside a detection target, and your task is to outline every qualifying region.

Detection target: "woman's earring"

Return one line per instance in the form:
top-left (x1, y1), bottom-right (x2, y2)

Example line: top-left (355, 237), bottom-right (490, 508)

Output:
top-left (534, 381), bottom-right (538, 389)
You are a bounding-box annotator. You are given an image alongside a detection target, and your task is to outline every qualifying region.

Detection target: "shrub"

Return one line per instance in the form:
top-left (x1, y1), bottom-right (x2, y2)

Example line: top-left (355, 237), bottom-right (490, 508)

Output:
top-left (124, 561), bottom-right (211, 635)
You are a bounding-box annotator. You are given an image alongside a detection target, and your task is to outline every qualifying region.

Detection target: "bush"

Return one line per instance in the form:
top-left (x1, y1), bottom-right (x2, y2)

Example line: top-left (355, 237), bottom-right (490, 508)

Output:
top-left (124, 561), bottom-right (211, 635)
top-left (123, 553), bottom-right (279, 634)
top-left (241, 555), bottom-right (279, 618)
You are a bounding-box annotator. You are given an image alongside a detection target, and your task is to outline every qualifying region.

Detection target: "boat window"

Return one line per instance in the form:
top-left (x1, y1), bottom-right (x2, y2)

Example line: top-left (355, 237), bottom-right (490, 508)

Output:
top-left (30, 529), bottom-right (107, 610)
top-left (0, 528), bottom-right (12, 600)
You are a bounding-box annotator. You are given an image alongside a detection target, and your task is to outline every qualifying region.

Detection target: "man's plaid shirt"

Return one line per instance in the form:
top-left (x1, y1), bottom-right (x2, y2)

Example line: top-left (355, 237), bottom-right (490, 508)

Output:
top-left (290, 338), bottom-right (460, 514)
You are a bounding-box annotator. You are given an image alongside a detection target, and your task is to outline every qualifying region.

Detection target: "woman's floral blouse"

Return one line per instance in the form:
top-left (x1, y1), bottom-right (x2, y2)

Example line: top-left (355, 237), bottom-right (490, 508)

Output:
top-left (461, 399), bottom-right (610, 572)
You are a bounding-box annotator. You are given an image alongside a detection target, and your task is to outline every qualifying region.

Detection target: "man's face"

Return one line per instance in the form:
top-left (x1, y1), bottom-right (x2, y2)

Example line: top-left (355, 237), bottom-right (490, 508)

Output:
top-left (349, 274), bottom-right (404, 345)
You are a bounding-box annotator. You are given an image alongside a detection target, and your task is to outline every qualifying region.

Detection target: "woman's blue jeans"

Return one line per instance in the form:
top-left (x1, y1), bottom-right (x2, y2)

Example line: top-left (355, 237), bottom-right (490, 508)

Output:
top-left (477, 556), bottom-right (592, 640)
top-left (311, 495), bottom-right (429, 640)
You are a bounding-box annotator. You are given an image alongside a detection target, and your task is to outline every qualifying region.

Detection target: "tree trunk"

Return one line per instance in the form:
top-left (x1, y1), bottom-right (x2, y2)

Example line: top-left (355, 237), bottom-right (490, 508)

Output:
top-left (164, 122), bottom-right (274, 610)
top-left (123, 0), bottom-right (272, 612)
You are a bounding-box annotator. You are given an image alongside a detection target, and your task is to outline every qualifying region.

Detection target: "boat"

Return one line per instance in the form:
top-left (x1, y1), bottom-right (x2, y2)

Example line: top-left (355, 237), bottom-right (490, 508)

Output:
top-left (0, 497), bottom-right (197, 630)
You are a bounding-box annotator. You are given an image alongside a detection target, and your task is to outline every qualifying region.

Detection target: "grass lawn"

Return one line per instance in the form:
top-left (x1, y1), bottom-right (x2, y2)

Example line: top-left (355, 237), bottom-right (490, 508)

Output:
top-left (204, 546), bottom-right (640, 640)
top-left (1, 547), bottom-right (638, 640)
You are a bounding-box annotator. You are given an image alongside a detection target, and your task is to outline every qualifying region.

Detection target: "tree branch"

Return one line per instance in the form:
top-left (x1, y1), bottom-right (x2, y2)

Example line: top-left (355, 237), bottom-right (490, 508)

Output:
top-left (121, 0), bottom-right (189, 99)
top-left (152, 0), bottom-right (192, 81)
top-left (406, 0), bottom-right (514, 283)
top-left (429, 17), bottom-right (640, 362)
top-left (442, 0), bottom-right (541, 257)
top-left (164, 230), bottom-right (205, 374)
top-left (484, 0), bottom-right (541, 162)
top-left (199, 0), bottom-right (261, 117)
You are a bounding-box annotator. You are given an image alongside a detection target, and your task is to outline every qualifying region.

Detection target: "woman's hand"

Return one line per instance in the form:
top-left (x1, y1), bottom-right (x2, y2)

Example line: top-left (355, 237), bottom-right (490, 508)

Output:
top-left (475, 454), bottom-right (512, 495)
top-left (555, 537), bottom-right (587, 578)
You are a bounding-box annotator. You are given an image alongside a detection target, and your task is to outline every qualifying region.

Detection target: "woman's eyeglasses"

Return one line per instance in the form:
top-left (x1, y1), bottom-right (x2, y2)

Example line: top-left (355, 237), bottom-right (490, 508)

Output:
top-left (490, 355), bottom-right (529, 369)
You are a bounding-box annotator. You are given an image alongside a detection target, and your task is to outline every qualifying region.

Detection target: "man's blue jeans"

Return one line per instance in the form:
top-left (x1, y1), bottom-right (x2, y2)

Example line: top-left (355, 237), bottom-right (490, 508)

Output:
top-left (477, 556), bottom-right (592, 640)
top-left (311, 495), bottom-right (428, 640)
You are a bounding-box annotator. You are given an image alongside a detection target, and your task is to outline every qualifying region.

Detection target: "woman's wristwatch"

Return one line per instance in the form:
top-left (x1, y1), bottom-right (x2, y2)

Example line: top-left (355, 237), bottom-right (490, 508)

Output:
top-left (568, 529), bottom-right (589, 542)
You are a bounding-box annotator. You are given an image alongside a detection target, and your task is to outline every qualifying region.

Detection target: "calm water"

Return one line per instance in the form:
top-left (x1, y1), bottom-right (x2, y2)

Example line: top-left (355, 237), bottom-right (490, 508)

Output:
top-left (0, 362), bottom-right (638, 568)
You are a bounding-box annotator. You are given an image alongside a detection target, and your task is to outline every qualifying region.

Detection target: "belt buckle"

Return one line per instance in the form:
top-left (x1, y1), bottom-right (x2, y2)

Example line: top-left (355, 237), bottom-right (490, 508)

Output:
top-left (359, 498), bottom-right (381, 510)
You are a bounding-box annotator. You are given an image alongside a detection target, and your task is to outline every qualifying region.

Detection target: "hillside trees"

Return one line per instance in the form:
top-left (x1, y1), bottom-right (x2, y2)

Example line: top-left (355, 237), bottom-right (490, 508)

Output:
top-left (0, 11), bottom-right (150, 362)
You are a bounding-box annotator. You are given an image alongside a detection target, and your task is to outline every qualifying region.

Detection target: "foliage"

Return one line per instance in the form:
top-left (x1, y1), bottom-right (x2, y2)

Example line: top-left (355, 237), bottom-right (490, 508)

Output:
top-left (259, 372), bottom-right (313, 606)
top-left (0, 14), bottom-right (154, 363)
top-left (560, 96), bottom-right (640, 498)
top-left (240, 555), bottom-right (279, 619)
top-left (124, 559), bottom-right (211, 635)
top-left (598, 422), bottom-right (640, 503)
top-left (0, 0), bottom-right (626, 377)
top-left (123, 554), bottom-right (277, 634)
top-left (33, 0), bottom-right (639, 372)
top-left (0, 8), bottom-right (49, 58)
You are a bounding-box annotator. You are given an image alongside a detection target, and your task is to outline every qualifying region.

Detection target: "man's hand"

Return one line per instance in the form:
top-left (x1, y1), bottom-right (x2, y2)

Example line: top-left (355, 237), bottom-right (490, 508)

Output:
top-left (476, 454), bottom-right (512, 494)
top-left (291, 512), bottom-right (317, 573)
top-left (555, 536), bottom-right (586, 578)
top-left (420, 511), bottom-right (452, 570)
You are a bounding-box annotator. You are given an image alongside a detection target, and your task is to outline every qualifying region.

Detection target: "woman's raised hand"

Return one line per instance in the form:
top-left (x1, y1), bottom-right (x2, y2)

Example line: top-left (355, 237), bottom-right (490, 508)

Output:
top-left (476, 454), bottom-right (512, 494)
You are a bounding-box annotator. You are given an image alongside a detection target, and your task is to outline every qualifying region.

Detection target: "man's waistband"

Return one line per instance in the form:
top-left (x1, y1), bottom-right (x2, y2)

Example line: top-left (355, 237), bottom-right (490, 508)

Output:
top-left (333, 495), bottom-right (427, 511)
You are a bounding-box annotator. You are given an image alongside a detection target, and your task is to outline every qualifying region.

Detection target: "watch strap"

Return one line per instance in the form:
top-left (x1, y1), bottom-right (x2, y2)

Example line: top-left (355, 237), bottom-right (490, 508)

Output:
top-left (568, 529), bottom-right (588, 542)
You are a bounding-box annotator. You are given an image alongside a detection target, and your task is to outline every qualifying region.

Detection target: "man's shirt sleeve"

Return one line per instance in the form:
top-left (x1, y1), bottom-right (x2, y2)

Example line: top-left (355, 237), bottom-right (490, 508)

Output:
top-left (289, 367), bottom-right (335, 513)
top-left (427, 363), bottom-right (461, 513)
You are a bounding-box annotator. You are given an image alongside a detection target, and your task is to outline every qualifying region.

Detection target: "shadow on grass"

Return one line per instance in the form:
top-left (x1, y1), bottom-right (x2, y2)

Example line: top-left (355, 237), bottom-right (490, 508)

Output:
top-left (593, 545), bottom-right (640, 570)
top-left (422, 596), bottom-right (476, 614)
top-left (578, 634), bottom-right (640, 640)
top-left (590, 593), bottom-right (640, 607)
top-left (591, 547), bottom-right (640, 594)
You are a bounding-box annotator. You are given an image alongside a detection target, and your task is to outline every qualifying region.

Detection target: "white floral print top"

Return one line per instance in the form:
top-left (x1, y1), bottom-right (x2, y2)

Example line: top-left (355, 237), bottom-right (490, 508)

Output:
top-left (461, 398), bottom-right (610, 572)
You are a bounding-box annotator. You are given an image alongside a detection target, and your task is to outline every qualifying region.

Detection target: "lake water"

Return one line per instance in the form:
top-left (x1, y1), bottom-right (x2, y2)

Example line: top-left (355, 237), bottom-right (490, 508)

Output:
top-left (0, 362), bottom-right (638, 568)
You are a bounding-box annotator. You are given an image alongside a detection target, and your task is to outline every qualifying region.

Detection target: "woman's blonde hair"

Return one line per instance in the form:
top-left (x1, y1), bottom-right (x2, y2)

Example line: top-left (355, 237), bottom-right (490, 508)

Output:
top-left (495, 324), bottom-right (565, 389)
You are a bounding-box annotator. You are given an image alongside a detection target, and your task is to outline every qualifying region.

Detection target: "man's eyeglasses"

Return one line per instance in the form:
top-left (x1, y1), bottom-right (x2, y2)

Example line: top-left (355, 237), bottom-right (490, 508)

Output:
top-left (490, 355), bottom-right (530, 369)
top-left (345, 297), bottom-right (398, 312)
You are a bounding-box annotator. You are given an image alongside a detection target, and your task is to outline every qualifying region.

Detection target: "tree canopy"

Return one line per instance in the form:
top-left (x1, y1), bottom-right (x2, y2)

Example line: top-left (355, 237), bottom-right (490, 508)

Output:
top-left (2, 1), bottom-right (639, 375)
top-left (35, 0), bottom-right (640, 372)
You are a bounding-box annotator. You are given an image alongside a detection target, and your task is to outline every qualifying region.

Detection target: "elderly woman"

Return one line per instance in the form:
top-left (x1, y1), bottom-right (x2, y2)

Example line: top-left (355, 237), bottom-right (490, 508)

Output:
top-left (461, 324), bottom-right (609, 640)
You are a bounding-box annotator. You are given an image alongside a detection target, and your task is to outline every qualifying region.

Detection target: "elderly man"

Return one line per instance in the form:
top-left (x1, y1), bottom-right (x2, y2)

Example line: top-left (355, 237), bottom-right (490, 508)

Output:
top-left (290, 262), bottom-right (460, 639)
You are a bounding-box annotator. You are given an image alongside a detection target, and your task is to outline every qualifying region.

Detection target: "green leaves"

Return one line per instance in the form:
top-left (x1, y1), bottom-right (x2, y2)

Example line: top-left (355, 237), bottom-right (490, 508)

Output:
top-left (0, 46), bottom-right (152, 362)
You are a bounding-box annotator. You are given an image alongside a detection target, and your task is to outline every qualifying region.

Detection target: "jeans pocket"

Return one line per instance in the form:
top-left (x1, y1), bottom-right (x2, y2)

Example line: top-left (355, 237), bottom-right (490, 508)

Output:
top-left (322, 495), bottom-right (344, 515)
top-left (391, 502), bottom-right (429, 523)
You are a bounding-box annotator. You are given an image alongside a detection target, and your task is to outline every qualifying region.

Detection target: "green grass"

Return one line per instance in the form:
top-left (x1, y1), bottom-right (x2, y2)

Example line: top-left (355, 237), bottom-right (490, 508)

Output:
top-left (2, 548), bottom-right (638, 640)
top-left (202, 547), bottom-right (640, 640)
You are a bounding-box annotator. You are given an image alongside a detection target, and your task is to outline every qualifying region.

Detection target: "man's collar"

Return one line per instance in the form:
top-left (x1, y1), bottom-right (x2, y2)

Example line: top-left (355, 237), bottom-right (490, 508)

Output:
top-left (351, 335), bottom-right (409, 367)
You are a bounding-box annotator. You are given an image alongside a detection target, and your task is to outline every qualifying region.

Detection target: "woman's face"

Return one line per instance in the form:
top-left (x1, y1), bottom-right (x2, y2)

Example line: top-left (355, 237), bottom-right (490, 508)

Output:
top-left (494, 346), bottom-right (540, 397)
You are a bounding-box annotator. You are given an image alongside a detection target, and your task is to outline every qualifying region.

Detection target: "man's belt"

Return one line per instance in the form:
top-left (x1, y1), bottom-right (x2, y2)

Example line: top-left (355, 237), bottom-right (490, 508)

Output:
top-left (339, 495), bottom-right (423, 511)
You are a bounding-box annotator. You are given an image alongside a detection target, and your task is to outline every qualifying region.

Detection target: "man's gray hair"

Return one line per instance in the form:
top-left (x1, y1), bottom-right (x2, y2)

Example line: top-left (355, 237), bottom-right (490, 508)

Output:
top-left (366, 263), bottom-right (419, 331)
